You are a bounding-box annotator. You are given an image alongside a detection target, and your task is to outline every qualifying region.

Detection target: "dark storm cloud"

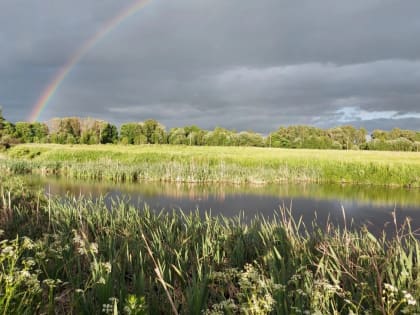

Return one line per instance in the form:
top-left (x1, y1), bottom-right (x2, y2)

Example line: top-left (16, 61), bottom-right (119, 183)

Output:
top-left (1, 0), bottom-right (420, 132)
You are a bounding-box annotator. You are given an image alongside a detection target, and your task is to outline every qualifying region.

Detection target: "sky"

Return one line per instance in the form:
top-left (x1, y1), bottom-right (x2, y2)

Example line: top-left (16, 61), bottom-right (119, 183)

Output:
top-left (1, 0), bottom-right (420, 133)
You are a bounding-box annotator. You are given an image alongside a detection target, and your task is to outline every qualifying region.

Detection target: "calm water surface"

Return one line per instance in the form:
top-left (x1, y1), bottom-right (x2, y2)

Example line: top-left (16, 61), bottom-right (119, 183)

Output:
top-left (29, 176), bottom-right (420, 235)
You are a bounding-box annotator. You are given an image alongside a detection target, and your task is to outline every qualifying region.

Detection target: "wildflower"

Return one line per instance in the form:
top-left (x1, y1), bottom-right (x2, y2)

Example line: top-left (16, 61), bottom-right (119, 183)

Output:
top-left (90, 242), bottom-right (98, 254)
top-left (102, 303), bottom-right (113, 314)
top-left (97, 277), bottom-right (106, 284)
top-left (73, 231), bottom-right (88, 256)
top-left (43, 278), bottom-right (60, 287)
top-left (22, 237), bottom-right (34, 249)
top-left (383, 283), bottom-right (398, 293)
top-left (102, 262), bottom-right (112, 274)
top-left (408, 299), bottom-right (416, 306)
top-left (20, 270), bottom-right (31, 278)
top-left (36, 251), bottom-right (46, 259)
top-left (23, 257), bottom-right (36, 268)
top-left (4, 275), bottom-right (14, 284)
top-left (403, 292), bottom-right (416, 306)
top-left (2, 246), bottom-right (14, 256)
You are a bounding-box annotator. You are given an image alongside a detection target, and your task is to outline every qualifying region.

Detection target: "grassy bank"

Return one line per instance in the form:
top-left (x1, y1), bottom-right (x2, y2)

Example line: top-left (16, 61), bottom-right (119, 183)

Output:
top-left (2, 144), bottom-right (420, 187)
top-left (1, 177), bottom-right (419, 314)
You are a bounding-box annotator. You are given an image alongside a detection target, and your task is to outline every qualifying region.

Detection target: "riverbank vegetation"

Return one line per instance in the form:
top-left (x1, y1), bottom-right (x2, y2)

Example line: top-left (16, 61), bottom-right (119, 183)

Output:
top-left (2, 110), bottom-right (420, 151)
top-left (2, 144), bottom-right (420, 187)
top-left (0, 176), bottom-right (419, 314)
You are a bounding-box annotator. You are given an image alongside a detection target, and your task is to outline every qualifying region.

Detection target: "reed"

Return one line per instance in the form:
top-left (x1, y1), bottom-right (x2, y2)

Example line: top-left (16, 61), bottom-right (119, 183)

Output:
top-left (2, 144), bottom-right (420, 187)
top-left (0, 177), bottom-right (419, 314)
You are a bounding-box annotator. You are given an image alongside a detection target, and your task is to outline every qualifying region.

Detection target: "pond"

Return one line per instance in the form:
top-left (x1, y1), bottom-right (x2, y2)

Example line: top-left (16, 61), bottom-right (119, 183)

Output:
top-left (27, 175), bottom-right (420, 235)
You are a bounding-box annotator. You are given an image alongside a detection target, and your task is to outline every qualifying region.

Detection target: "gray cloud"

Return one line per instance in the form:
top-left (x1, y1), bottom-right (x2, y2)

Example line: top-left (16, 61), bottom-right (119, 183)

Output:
top-left (1, 0), bottom-right (420, 132)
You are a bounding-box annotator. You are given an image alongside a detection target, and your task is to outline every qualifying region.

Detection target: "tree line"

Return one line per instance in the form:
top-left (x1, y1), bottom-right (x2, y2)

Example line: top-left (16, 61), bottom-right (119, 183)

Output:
top-left (1, 109), bottom-right (420, 151)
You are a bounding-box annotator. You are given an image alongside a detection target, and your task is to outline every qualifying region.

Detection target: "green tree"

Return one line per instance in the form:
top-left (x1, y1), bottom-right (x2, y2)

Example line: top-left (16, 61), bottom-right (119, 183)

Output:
top-left (77, 118), bottom-right (118, 144)
top-left (204, 127), bottom-right (236, 146)
top-left (143, 119), bottom-right (167, 144)
top-left (0, 107), bottom-right (5, 133)
top-left (100, 123), bottom-right (118, 144)
top-left (120, 123), bottom-right (144, 144)
top-left (48, 117), bottom-right (82, 144)
top-left (2, 122), bottom-right (15, 138)
top-left (236, 131), bottom-right (264, 147)
top-left (14, 122), bottom-right (34, 142)
top-left (168, 127), bottom-right (188, 145)
top-left (167, 126), bottom-right (205, 145)
top-left (32, 122), bottom-right (49, 143)
top-left (80, 130), bottom-right (96, 144)
top-left (328, 126), bottom-right (366, 150)
top-left (268, 125), bottom-right (331, 149)
top-left (0, 108), bottom-right (16, 148)
top-left (0, 109), bottom-right (18, 147)
top-left (371, 130), bottom-right (388, 141)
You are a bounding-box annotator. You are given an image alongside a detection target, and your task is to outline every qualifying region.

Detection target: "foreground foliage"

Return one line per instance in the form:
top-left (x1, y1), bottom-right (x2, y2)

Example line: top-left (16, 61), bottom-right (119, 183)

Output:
top-left (0, 177), bottom-right (419, 314)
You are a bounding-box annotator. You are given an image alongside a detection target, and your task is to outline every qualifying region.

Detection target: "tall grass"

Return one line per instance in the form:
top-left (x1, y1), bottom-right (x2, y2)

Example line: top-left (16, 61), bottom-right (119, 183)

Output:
top-left (2, 144), bottom-right (420, 187)
top-left (1, 177), bottom-right (419, 314)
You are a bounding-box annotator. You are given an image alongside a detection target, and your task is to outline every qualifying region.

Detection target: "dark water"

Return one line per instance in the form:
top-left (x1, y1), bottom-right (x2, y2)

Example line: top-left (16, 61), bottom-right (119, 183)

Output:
top-left (29, 176), bottom-right (420, 235)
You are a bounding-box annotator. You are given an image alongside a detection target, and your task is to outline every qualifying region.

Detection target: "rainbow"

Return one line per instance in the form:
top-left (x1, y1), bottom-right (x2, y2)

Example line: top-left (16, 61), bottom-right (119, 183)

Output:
top-left (28, 0), bottom-right (151, 122)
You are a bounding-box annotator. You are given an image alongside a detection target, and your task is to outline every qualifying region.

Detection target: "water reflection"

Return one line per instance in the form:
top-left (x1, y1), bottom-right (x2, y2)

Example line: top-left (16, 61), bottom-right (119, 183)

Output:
top-left (29, 176), bottom-right (420, 235)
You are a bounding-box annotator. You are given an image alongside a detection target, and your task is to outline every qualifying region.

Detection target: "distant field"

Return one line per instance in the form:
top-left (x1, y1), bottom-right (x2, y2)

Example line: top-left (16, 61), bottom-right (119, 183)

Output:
top-left (2, 143), bottom-right (420, 186)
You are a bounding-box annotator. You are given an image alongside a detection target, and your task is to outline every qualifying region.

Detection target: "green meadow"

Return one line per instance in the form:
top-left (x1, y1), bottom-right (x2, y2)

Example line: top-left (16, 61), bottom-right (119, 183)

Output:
top-left (2, 143), bottom-right (420, 187)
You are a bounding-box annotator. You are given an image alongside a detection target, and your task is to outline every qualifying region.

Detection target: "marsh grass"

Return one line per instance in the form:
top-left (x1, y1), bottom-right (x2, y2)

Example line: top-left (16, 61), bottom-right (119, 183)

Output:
top-left (2, 144), bottom-right (420, 187)
top-left (0, 177), bottom-right (419, 314)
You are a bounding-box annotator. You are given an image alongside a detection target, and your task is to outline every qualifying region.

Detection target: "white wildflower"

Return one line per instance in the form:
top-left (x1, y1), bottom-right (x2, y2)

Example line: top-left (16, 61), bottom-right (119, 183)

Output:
top-left (2, 246), bottom-right (14, 256)
top-left (102, 303), bottom-right (113, 314)
top-left (20, 270), bottom-right (31, 278)
top-left (90, 242), bottom-right (98, 254)
top-left (22, 237), bottom-right (34, 249)
top-left (404, 292), bottom-right (416, 306)
top-left (102, 262), bottom-right (112, 274)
